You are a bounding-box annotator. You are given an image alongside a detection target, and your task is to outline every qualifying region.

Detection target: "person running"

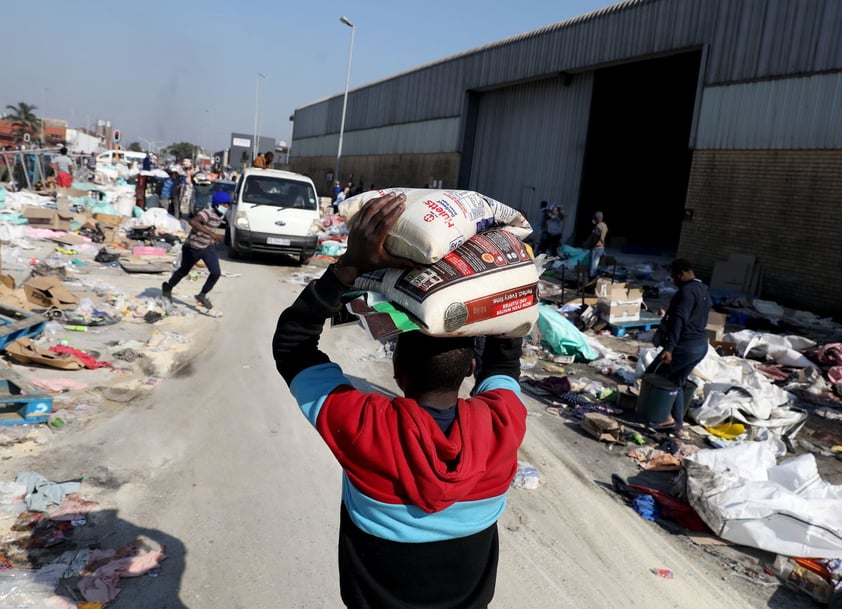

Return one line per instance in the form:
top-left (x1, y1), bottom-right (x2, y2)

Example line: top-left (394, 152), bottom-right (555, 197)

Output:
top-left (161, 190), bottom-right (229, 310)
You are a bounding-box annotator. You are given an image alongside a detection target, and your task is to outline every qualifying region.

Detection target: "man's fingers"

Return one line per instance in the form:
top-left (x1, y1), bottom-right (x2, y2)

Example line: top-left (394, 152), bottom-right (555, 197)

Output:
top-left (357, 193), bottom-right (404, 225)
top-left (355, 193), bottom-right (405, 238)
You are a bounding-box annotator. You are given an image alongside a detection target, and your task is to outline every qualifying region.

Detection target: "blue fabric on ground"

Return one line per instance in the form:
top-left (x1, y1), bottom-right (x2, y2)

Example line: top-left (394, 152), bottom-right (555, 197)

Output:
top-left (632, 494), bottom-right (661, 521)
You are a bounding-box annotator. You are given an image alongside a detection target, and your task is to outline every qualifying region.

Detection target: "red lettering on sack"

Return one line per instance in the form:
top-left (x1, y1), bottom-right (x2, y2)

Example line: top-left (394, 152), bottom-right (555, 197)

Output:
top-left (423, 199), bottom-right (456, 228)
top-left (463, 284), bottom-right (538, 323)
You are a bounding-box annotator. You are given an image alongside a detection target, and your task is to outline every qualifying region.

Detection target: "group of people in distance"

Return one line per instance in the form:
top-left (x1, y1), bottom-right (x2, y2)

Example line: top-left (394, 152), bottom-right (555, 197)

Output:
top-left (535, 200), bottom-right (607, 280)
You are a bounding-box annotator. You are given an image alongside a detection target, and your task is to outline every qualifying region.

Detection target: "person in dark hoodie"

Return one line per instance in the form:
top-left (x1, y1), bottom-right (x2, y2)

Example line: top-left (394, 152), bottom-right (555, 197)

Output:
top-left (646, 257), bottom-right (711, 438)
top-left (272, 192), bottom-right (527, 609)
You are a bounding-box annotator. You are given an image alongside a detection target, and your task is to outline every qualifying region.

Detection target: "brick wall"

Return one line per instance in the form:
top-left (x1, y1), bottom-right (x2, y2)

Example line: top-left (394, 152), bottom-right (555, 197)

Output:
top-left (681, 150), bottom-right (842, 321)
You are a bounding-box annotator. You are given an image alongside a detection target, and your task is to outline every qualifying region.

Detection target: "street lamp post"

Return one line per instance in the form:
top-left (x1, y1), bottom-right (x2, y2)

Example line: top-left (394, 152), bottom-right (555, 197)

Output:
top-left (253, 73), bottom-right (266, 161)
top-left (335, 16), bottom-right (355, 185)
top-left (40, 87), bottom-right (49, 148)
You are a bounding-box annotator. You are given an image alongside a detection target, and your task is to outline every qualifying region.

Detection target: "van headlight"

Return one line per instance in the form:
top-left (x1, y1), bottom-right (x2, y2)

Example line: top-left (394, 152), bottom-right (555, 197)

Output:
top-left (234, 210), bottom-right (250, 231)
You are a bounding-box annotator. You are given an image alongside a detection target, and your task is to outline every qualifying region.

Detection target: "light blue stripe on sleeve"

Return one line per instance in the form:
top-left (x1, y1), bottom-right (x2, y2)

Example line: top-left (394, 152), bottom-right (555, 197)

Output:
top-left (341, 474), bottom-right (506, 543)
top-left (472, 374), bottom-right (522, 397)
top-left (289, 362), bottom-right (351, 426)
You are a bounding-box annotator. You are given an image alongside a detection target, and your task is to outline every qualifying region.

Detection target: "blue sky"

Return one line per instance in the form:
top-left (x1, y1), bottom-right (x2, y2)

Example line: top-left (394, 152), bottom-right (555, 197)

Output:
top-left (4, 0), bottom-right (620, 152)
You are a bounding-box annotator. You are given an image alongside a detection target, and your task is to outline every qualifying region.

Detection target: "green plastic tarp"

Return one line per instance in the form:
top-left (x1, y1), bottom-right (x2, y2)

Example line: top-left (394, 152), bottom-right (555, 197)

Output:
top-left (537, 303), bottom-right (598, 361)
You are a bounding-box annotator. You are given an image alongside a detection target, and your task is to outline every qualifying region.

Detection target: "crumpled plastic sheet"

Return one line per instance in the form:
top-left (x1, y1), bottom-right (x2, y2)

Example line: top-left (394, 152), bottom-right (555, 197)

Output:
top-left (511, 461), bottom-right (540, 489)
top-left (726, 329), bottom-right (818, 368)
top-left (0, 563), bottom-right (67, 606)
top-left (137, 208), bottom-right (184, 235)
top-left (537, 304), bottom-right (598, 362)
top-left (684, 440), bottom-right (842, 557)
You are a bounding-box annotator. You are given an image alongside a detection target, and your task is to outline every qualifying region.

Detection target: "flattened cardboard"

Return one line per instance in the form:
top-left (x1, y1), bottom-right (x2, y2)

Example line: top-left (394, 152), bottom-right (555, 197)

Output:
top-left (23, 276), bottom-right (79, 308)
top-left (0, 284), bottom-right (31, 310)
top-left (94, 213), bottom-right (124, 226)
top-left (49, 233), bottom-right (88, 246)
top-left (4, 337), bottom-right (84, 370)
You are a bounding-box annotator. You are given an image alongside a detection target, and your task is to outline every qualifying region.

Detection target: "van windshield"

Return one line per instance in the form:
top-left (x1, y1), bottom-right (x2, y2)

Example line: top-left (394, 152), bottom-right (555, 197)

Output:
top-left (242, 176), bottom-right (317, 210)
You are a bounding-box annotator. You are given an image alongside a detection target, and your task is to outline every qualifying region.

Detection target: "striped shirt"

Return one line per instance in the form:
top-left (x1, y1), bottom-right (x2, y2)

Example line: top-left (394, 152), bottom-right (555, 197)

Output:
top-left (184, 207), bottom-right (223, 250)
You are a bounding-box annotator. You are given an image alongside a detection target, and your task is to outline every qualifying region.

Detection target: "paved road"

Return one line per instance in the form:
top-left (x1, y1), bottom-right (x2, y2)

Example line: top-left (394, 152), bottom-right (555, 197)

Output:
top-left (1, 254), bottom-right (809, 608)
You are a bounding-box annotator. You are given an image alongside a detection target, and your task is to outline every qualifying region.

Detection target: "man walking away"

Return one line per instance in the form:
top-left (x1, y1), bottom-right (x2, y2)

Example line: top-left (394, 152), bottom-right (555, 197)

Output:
top-left (51, 147), bottom-right (74, 188)
top-left (272, 193), bottom-right (527, 608)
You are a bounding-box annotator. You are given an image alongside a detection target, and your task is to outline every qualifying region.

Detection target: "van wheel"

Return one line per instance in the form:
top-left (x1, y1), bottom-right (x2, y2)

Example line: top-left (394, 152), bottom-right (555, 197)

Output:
top-left (298, 252), bottom-right (312, 266)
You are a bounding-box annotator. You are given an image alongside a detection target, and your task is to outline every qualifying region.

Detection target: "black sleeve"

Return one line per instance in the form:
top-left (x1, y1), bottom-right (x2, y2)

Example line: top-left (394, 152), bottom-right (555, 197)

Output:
top-left (272, 266), bottom-right (351, 384)
top-left (475, 336), bottom-right (523, 383)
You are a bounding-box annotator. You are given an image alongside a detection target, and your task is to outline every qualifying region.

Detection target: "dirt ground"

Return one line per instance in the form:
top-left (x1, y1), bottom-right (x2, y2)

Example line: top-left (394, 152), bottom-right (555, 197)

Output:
top-left (0, 242), bottom-right (839, 607)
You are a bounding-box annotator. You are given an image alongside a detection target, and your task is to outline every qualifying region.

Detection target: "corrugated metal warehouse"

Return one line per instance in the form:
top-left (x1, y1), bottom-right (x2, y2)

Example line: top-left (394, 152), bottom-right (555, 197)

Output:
top-left (289, 0), bottom-right (842, 320)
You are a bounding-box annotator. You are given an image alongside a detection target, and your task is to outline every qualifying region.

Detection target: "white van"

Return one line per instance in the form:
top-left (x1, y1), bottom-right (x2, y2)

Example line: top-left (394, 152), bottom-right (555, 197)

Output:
top-left (96, 150), bottom-right (147, 167)
top-left (226, 168), bottom-right (321, 263)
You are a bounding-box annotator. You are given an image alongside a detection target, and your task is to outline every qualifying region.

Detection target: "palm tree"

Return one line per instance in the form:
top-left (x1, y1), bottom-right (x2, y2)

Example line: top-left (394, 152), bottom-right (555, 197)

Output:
top-left (4, 102), bottom-right (39, 141)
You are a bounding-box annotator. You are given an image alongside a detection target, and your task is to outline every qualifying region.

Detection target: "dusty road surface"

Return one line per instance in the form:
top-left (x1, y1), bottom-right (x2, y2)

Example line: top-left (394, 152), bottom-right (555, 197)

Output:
top-left (0, 256), bottom-right (788, 608)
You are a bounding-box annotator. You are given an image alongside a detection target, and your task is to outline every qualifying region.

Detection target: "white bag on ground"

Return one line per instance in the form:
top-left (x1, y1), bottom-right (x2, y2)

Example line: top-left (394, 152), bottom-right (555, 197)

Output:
top-left (354, 229), bottom-right (539, 337)
top-left (339, 188), bottom-right (533, 264)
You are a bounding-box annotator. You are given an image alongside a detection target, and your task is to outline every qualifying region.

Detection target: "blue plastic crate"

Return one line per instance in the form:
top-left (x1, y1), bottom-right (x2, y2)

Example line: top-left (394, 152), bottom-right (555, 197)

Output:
top-left (0, 371), bottom-right (52, 426)
top-left (0, 304), bottom-right (47, 352)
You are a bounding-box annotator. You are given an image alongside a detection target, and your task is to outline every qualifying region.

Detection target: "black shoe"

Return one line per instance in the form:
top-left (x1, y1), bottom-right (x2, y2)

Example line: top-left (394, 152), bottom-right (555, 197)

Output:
top-left (195, 293), bottom-right (213, 309)
top-left (161, 282), bottom-right (172, 302)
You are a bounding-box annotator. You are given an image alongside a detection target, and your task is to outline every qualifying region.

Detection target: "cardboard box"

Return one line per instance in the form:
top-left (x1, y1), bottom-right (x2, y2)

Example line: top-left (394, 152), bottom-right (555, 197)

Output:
top-left (22, 206), bottom-right (60, 229)
top-left (23, 276), bottom-right (79, 309)
top-left (706, 311), bottom-right (727, 343)
top-left (596, 278), bottom-right (642, 323)
top-left (20, 205), bottom-right (74, 231)
top-left (595, 278), bottom-right (642, 302)
top-left (94, 213), bottom-right (124, 226)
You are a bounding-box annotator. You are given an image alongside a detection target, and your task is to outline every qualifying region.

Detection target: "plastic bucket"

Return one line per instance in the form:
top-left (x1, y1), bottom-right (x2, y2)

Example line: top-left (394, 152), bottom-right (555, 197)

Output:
top-left (636, 373), bottom-right (678, 423)
top-left (682, 379), bottom-right (697, 416)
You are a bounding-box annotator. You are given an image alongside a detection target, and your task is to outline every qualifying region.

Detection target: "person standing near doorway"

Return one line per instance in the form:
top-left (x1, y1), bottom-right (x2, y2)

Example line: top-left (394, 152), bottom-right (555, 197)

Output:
top-left (542, 205), bottom-right (565, 257)
top-left (585, 211), bottom-right (608, 278)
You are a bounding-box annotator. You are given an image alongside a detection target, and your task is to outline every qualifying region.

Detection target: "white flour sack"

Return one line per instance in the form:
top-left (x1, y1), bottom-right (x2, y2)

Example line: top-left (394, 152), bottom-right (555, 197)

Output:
top-left (338, 188), bottom-right (533, 264)
top-left (354, 229), bottom-right (540, 337)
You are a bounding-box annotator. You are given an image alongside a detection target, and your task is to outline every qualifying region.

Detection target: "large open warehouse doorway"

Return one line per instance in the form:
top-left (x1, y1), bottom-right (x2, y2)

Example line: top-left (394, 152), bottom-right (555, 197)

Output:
top-left (576, 50), bottom-right (702, 255)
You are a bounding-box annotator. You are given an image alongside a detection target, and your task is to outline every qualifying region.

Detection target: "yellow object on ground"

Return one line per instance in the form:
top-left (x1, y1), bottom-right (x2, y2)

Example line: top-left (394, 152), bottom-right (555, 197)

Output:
top-left (705, 421), bottom-right (746, 440)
